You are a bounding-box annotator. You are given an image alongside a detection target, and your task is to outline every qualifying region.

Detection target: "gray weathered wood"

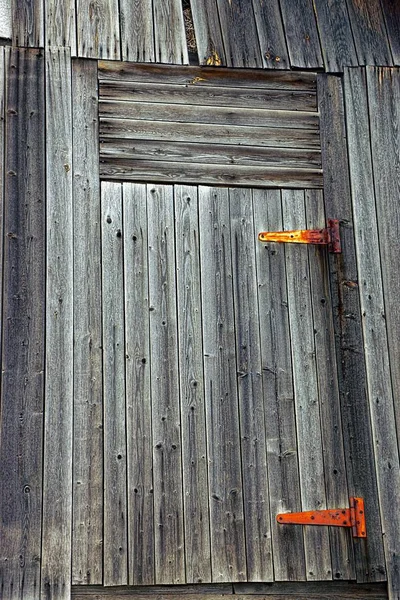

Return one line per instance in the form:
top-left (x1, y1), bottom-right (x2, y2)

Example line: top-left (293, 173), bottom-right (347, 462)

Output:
top-left (282, 190), bottom-right (331, 581)
top-left (100, 158), bottom-right (322, 189)
top-left (215, 0), bottom-right (262, 67)
top-left (153, 0), bottom-right (188, 64)
top-left (12, 0), bottom-right (43, 46)
top-left (253, 189), bottom-right (306, 582)
top-left (312, 0), bottom-right (358, 71)
top-left (46, 0), bottom-right (77, 56)
top-left (101, 181), bottom-right (128, 586)
top-left (199, 186), bottom-right (246, 582)
top-left (77, 0), bottom-right (120, 59)
top-left (229, 188), bottom-right (273, 581)
top-left (345, 0), bottom-right (392, 65)
top-left (190, 0), bottom-right (226, 66)
top-left (98, 61), bottom-right (317, 91)
top-left (0, 0), bottom-right (11, 38)
top-left (174, 185), bottom-right (211, 584)
top-left (0, 47), bottom-right (45, 600)
top-left (99, 101), bottom-right (319, 130)
top-left (100, 139), bottom-right (321, 169)
top-left (318, 72), bottom-right (386, 582)
top-left (251, 0), bottom-right (289, 69)
top-left (71, 59), bottom-right (103, 586)
top-left (72, 583), bottom-right (233, 597)
top-left (99, 80), bottom-right (317, 112)
top-left (120, 0), bottom-right (155, 62)
top-left (123, 182), bottom-right (155, 585)
top-left (345, 69), bottom-right (400, 598)
top-left (305, 189), bottom-right (354, 580)
top-left (147, 184), bottom-right (185, 584)
top-left (345, 66), bottom-right (400, 598)
top-left (380, 0), bottom-right (400, 65)
top-left (41, 47), bottom-right (74, 600)
top-left (279, 0), bottom-right (323, 68)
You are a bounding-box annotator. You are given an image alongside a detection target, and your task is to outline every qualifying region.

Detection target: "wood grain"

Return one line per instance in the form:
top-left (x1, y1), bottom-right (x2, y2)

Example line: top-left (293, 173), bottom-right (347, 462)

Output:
top-left (71, 59), bottom-right (103, 586)
top-left (199, 186), bottom-right (246, 582)
top-left (318, 72), bottom-right (386, 582)
top-left (174, 185), bottom-right (211, 584)
top-left (77, 0), bottom-right (120, 59)
top-left (41, 47), bottom-right (74, 600)
top-left (101, 182), bottom-right (128, 586)
top-left (253, 190), bottom-right (305, 582)
top-left (12, 0), bottom-right (43, 46)
top-left (147, 185), bottom-right (185, 584)
top-left (0, 47), bottom-right (45, 600)
top-left (216, 0), bottom-right (263, 67)
top-left (251, 0), bottom-right (289, 69)
top-left (380, 0), bottom-right (400, 65)
top-left (345, 0), bottom-right (392, 65)
top-left (153, 0), bottom-right (188, 64)
top-left (120, 0), bottom-right (155, 62)
top-left (190, 0), bottom-right (226, 66)
top-left (123, 183), bottom-right (155, 585)
top-left (312, 0), bottom-right (358, 71)
top-left (279, 0), bottom-right (323, 68)
top-left (46, 0), bottom-right (77, 56)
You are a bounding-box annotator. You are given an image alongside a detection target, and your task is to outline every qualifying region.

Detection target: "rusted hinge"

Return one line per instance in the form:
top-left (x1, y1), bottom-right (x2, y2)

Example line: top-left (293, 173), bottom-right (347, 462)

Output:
top-left (277, 497), bottom-right (366, 538)
top-left (258, 219), bottom-right (341, 253)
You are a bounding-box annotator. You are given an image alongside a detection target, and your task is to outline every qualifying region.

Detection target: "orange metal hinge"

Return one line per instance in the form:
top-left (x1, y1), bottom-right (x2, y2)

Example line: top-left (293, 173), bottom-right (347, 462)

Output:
top-left (277, 497), bottom-right (366, 538)
top-left (258, 219), bottom-right (341, 253)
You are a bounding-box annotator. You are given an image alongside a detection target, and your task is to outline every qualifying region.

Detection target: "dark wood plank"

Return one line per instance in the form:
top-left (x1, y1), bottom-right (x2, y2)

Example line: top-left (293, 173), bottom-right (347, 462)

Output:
top-left (147, 185), bottom-right (185, 584)
top-left (251, 0), bottom-right (289, 69)
top-left (98, 61), bottom-right (317, 91)
top-left (380, 0), bottom-right (400, 65)
top-left (12, 0), bottom-right (43, 46)
top-left (71, 59), bottom-right (103, 586)
top-left (99, 119), bottom-right (321, 149)
top-left (120, 0), bottom-right (155, 62)
top-left (123, 183), bottom-right (155, 585)
top-left (41, 47), bottom-right (74, 600)
top-left (72, 583), bottom-right (234, 597)
top-left (76, 0), bottom-right (120, 59)
top-left (199, 187), bottom-right (246, 582)
top-left (312, 0), bottom-right (358, 71)
top-left (101, 182), bottom-right (128, 586)
top-left (0, 47), bottom-right (45, 600)
top-left (100, 158), bottom-right (323, 189)
top-left (345, 0), bottom-right (392, 65)
top-left (45, 0), bottom-right (77, 56)
top-left (99, 80), bottom-right (318, 112)
top-left (279, 0), bottom-right (323, 68)
top-left (230, 188), bottom-right (273, 581)
top-left (153, 0), bottom-right (188, 64)
top-left (305, 189), bottom-right (354, 581)
top-left (174, 185), bottom-right (211, 584)
top-left (318, 73), bottom-right (386, 583)
top-left (253, 189), bottom-right (306, 582)
top-left (99, 101), bottom-right (319, 129)
top-left (190, 0), bottom-right (226, 66)
top-left (215, 0), bottom-right (262, 67)
top-left (345, 67), bottom-right (400, 593)
top-left (100, 139), bottom-right (322, 169)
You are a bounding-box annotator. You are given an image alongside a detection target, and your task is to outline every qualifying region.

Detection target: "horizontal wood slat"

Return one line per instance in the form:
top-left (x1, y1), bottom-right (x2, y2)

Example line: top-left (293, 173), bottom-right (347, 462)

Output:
top-left (99, 63), bottom-right (321, 188)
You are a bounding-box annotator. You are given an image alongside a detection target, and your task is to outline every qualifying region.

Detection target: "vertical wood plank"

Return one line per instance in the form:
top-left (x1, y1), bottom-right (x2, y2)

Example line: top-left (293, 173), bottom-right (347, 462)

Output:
top-left (120, 0), bottom-right (155, 62)
top-left (318, 73), bottom-right (386, 582)
top-left (198, 186), bottom-right (247, 583)
top-left (147, 184), bottom-right (185, 584)
top-left (312, 0), bottom-right (358, 71)
top-left (154, 0), bottom-right (188, 65)
top-left (215, 0), bottom-right (263, 67)
top-left (345, 66), bottom-right (400, 598)
top-left (345, 0), bottom-right (392, 65)
top-left (71, 59), bottom-right (103, 586)
top-left (279, 0), bottom-right (323, 68)
top-left (101, 181), bottom-right (128, 586)
top-left (229, 188), bottom-right (273, 582)
top-left (46, 0), bottom-right (77, 57)
top-left (305, 190), bottom-right (355, 581)
top-left (123, 182), bottom-right (155, 585)
top-left (12, 0), bottom-right (43, 46)
top-left (251, 0), bottom-right (289, 69)
top-left (190, 0), bottom-right (226, 66)
top-left (282, 189), bottom-right (332, 581)
top-left (253, 189), bottom-right (306, 582)
top-left (380, 0), bottom-right (400, 65)
top-left (77, 0), bottom-right (120, 59)
top-left (0, 0), bottom-right (11, 38)
top-left (175, 185), bottom-right (211, 584)
top-left (41, 47), bottom-right (74, 600)
top-left (0, 47), bottom-right (45, 600)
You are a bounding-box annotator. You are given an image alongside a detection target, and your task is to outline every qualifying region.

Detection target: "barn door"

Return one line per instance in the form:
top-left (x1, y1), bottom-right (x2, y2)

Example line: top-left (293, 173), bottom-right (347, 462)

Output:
top-left (98, 181), bottom-right (355, 585)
